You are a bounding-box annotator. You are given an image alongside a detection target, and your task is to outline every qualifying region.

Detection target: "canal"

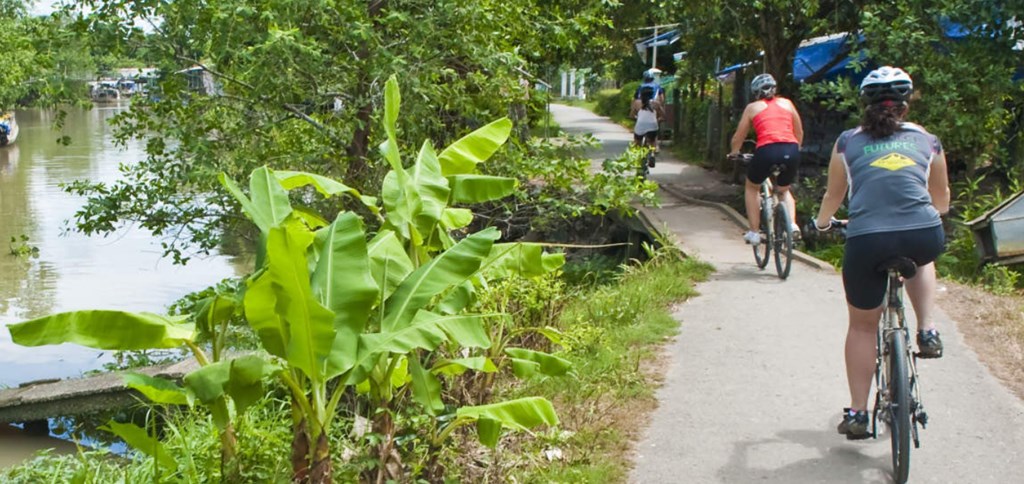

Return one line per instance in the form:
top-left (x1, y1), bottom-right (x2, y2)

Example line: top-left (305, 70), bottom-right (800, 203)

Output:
top-left (0, 105), bottom-right (244, 467)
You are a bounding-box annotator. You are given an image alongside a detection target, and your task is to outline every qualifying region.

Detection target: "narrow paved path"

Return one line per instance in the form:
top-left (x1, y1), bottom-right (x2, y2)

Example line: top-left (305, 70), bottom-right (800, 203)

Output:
top-left (550, 104), bottom-right (1024, 483)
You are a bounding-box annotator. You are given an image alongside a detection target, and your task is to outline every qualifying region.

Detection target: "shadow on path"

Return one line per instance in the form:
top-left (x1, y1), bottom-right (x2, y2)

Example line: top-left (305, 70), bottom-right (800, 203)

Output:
top-left (719, 428), bottom-right (893, 484)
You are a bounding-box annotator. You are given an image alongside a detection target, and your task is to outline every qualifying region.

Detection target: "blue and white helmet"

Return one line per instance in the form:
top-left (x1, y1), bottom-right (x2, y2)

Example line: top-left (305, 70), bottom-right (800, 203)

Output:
top-left (750, 73), bottom-right (776, 99)
top-left (860, 66), bottom-right (913, 104)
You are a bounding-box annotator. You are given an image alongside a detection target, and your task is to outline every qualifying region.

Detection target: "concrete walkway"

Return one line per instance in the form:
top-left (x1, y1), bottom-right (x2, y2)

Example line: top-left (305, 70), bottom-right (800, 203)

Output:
top-left (550, 104), bottom-right (1024, 483)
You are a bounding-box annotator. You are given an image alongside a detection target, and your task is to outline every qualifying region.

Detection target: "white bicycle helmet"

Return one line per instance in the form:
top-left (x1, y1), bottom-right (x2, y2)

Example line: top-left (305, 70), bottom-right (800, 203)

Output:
top-left (860, 66), bottom-right (913, 104)
top-left (750, 73), bottom-right (777, 99)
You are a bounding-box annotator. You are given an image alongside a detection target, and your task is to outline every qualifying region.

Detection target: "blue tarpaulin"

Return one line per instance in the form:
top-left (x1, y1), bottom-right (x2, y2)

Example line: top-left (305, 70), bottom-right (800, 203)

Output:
top-left (792, 33), bottom-right (867, 84)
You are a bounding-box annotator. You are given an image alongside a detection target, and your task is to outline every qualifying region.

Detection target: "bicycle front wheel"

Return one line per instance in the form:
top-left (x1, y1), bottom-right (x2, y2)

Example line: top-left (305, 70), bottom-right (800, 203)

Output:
top-left (887, 331), bottom-right (912, 484)
top-left (773, 203), bottom-right (794, 279)
top-left (754, 197), bottom-right (771, 269)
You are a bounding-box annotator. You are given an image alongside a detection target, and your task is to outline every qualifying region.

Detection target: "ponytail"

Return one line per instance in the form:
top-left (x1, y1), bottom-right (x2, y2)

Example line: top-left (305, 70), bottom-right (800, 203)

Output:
top-left (861, 101), bottom-right (908, 138)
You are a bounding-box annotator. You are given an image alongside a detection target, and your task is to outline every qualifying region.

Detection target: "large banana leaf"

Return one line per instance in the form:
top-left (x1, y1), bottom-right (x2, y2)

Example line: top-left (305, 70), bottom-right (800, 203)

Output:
top-left (379, 77), bottom-right (403, 172)
top-left (505, 347), bottom-right (573, 378)
top-left (440, 208), bottom-right (474, 231)
top-left (435, 280), bottom-right (476, 315)
top-left (245, 221), bottom-right (335, 382)
top-left (480, 243), bottom-right (566, 279)
top-left (347, 311), bottom-right (489, 384)
top-left (381, 170), bottom-right (415, 243)
top-left (409, 140), bottom-right (451, 242)
top-left (381, 227), bottom-right (500, 332)
top-left (456, 397), bottom-right (559, 448)
top-left (192, 294), bottom-right (238, 336)
top-left (312, 213), bottom-right (379, 379)
top-left (437, 118), bottom-right (513, 176)
top-left (102, 421), bottom-right (177, 471)
top-left (123, 373), bottom-right (191, 406)
top-left (7, 310), bottom-right (194, 350)
top-left (367, 231), bottom-right (414, 302)
top-left (183, 355), bottom-right (279, 415)
top-left (249, 167), bottom-right (293, 230)
top-left (243, 271), bottom-right (287, 358)
top-left (408, 355), bottom-right (444, 415)
top-left (274, 170), bottom-right (379, 213)
top-left (448, 175), bottom-right (517, 204)
top-left (432, 357), bottom-right (498, 376)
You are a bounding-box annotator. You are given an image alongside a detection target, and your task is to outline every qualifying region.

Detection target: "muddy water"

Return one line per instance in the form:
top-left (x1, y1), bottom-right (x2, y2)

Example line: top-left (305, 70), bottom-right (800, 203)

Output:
top-left (0, 105), bottom-right (244, 466)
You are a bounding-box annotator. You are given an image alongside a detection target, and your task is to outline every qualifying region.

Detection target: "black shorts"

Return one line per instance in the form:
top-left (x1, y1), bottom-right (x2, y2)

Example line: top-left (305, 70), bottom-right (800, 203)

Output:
top-left (748, 142), bottom-right (800, 186)
top-left (634, 130), bottom-right (658, 145)
top-left (842, 225), bottom-right (945, 309)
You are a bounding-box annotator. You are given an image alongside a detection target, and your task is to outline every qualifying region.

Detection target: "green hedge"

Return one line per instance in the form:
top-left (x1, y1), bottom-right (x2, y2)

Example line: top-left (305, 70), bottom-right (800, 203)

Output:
top-left (594, 81), bottom-right (641, 123)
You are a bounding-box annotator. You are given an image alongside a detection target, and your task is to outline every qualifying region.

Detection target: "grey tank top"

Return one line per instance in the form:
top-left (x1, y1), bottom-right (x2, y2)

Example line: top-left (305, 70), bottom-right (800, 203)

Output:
top-left (837, 123), bottom-right (942, 238)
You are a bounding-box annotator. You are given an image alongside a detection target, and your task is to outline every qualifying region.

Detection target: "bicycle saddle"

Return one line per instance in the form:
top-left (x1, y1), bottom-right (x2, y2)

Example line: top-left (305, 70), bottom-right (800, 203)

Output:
top-left (876, 257), bottom-right (917, 278)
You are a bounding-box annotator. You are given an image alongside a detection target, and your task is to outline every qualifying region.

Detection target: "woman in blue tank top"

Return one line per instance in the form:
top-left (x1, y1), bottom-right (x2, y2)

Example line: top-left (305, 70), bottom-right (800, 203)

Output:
top-left (812, 66), bottom-right (951, 440)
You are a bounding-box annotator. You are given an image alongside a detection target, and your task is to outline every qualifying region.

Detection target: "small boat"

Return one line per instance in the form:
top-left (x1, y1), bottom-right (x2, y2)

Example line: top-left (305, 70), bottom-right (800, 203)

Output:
top-left (88, 81), bottom-right (122, 103)
top-left (0, 112), bottom-right (18, 146)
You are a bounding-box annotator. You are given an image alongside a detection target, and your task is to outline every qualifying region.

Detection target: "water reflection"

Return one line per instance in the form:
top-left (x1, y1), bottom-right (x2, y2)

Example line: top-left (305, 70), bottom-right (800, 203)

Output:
top-left (0, 106), bottom-right (244, 388)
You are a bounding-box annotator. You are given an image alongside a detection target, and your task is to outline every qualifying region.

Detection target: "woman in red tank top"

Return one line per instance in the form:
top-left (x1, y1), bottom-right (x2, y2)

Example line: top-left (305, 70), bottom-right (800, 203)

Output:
top-left (728, 73), bottom-right (804, 246)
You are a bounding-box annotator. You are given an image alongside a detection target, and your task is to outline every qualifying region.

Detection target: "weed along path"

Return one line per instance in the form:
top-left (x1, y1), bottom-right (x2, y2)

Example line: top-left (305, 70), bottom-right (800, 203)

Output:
top-left (550, 103), bottom-right (1024, 483)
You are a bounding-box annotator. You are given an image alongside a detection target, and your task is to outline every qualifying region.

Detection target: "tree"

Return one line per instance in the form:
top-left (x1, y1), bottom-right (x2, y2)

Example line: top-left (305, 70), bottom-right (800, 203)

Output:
top-left (854, 0), bottom-right (1024, 177)
top-left (61, 0), bottom-right (617, 262)
top-left (670, 1), bottom-right (864, 92)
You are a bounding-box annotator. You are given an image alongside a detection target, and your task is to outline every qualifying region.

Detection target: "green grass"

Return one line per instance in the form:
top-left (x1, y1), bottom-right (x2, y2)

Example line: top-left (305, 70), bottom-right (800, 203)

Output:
top-left (508, 248), bottom-right (713, 483)
top-left (557, 98), bottom-right (599, 113)
top-left (2, 248), bottom-right (713, 484)
top-left (530, 109), bottom-right (562, 138)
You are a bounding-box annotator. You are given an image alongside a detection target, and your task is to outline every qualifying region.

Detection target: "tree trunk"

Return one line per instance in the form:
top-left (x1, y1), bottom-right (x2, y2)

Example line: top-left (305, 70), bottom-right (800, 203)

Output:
top-left (758, 12), bottom-right (805, 96)
top-left (344, 0), bottom-right (389, 184)
top-left (309, 430), bottom-right (332, 484)
top-left (291, 412), bottom-right (312, 483)
top-left (220, 423), bottom-right (241, 483)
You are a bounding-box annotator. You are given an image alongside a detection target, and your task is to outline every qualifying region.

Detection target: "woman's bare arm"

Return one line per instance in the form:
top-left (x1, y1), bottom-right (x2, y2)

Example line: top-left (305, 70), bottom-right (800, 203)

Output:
top-left (730, 104), bottom-right (754, 154)
top-left (815, 142), bottom-right (849, 228)
top-left (928, 151), bottom-right (951, 215)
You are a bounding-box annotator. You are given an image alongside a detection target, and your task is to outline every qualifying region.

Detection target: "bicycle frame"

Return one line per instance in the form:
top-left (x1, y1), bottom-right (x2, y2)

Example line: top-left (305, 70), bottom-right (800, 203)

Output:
top-left (872, 268), bottom-right (928, 483)
top-left (874, 271), bottom-right (927, 441)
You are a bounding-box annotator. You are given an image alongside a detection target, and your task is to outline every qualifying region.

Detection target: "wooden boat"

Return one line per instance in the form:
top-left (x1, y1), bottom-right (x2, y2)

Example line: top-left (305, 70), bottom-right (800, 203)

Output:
top-left (0, 112), bottom-right (18, 147)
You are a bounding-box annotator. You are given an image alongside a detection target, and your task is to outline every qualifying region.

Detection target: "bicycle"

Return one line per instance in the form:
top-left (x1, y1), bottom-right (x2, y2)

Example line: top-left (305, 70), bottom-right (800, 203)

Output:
top-left (829, 219), bottom-right (928, 484)
top-left (729, 153), bottom-right (794, 279)
top-left (634, 132), bottom-right (657, 179)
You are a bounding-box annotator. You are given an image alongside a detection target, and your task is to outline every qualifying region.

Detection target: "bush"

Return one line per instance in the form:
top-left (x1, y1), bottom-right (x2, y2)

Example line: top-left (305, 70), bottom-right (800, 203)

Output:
top-left (594, 88), bottom-right (621, 118)
top-left (593, 82), bottom-right (640, 124)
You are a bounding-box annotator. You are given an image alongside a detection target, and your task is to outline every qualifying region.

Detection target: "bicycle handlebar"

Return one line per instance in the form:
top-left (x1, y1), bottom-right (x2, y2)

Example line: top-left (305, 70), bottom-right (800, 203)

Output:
top-left (727, 153), bottom-right (754, 162)
top-left (816, 217), bottom-right (848, 233)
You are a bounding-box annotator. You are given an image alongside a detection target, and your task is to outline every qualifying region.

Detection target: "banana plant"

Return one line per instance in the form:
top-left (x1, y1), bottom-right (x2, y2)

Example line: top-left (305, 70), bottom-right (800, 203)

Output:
top-left (6, 75), bottom-right (567, 483)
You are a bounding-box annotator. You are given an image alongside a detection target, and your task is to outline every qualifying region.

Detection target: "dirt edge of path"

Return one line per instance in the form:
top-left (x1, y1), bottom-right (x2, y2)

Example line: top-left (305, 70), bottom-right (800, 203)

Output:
top-left (937, 279), bottom-right (1024, 401)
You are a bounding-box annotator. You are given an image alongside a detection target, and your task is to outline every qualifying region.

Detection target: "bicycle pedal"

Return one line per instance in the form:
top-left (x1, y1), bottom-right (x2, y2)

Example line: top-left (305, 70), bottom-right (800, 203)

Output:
top-left (845, 431), bottom-right (873, 441)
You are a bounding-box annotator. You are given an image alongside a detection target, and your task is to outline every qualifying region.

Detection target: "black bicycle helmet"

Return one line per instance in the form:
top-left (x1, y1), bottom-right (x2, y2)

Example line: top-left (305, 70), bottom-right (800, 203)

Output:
top-left (750, 74), bottom-right (777, 100)
top-left (860, 66), bottom-right (913, 104)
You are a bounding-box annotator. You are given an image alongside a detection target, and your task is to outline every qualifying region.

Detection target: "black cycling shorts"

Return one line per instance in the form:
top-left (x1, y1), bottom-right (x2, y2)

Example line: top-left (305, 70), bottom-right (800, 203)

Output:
top-left (842, 225), bottom-right (945, 309)
top-left (748, 142), bottom-right (800, 186)
top-left (634, 130), bottom-right (658, 146)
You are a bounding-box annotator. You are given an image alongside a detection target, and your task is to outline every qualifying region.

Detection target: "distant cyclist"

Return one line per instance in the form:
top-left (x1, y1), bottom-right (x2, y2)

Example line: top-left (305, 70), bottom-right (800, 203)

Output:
top-left (629, 85), bottom-right (663, 167)
top-left (729, 73), bottom-right (804, 245)
top-left (634, 69), bottom-right (666, 104)
top-left (813, 66), bottom-right (950, 439)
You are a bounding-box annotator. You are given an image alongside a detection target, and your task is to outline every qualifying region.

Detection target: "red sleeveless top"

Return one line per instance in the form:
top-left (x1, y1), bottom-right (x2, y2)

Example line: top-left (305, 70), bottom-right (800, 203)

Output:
top-left (752, 98), bottom-right (798, 148)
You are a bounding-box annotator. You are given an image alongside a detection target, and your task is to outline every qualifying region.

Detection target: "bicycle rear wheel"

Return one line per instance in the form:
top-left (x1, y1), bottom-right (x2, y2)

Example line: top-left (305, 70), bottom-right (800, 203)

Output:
top-left (773, 203), bottom-right (794, 279)
top-left (753, 198), bottom-right (771, 268)
top-left (887, 331), bottom-right (912, 484)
